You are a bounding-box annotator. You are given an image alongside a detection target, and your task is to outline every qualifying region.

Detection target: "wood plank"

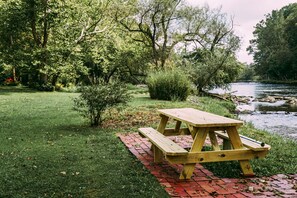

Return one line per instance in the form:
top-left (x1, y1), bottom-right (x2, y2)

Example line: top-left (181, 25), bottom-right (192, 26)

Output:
top-left (163, 128), bottom-right (191, 136)
top-left (239, 160), bottom-right (255, 176)
top-left (187, 124), bottom-right (195, 138)
top-left (166, 149), bottom-right (269, 164)
top-left (158, 108), bottom-right (243, 128)
top-left (139, 128), bottom-right (188, 156)
top-left (226, 127), bottom-right (244, 149)
top-left (226, 127), bottom-right (254, 176)
top-left (153, 145), bottom-right (163, 163)
top-left (157, 115), bottom-right (169, 134)
top-left (215, 131), bottom-right (271, 151)
top-left (179, 127), bottom-right (208, 179)
top-left (208, 130), bottom-right (221, 151)
top-left (175, 120), bottom-right (182, 133)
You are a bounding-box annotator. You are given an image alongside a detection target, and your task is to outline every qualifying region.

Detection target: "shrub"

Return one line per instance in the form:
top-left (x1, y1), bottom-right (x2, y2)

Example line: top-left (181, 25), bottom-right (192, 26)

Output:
top-left (28, 82), bottom-right (55, 91)
top-left (146, 69), bottom-right (191, 101)
top-left (73, 80), bottom-right (131, 127)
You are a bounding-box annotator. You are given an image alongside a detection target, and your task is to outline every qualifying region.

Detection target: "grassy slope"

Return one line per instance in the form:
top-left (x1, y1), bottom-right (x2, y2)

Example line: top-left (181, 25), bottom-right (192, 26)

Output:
top-left (0, 86), bottom-right (296, 197)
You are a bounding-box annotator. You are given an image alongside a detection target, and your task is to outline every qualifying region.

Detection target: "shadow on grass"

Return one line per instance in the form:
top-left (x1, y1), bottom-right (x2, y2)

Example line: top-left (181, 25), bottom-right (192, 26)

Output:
top-left (0, 86), bottom-right (37, 95)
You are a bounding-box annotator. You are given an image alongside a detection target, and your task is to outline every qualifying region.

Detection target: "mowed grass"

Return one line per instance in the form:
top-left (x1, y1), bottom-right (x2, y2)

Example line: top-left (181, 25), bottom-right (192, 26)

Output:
top-left (0, 86), bottom-right (296, 197)
top-left (0, 87), bottom-right (168, 197)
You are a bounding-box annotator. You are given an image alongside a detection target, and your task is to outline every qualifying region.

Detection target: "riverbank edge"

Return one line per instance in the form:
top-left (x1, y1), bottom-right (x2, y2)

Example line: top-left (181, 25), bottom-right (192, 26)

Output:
top-left (236, 80), bottom-right (297, 85)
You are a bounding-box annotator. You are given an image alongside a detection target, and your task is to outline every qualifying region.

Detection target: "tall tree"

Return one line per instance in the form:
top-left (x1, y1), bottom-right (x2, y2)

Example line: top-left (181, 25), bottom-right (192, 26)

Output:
top-left (0, 0), bottom-right (120, 86)
top-left (247, 3), bottom-right (297, 80)
top-left (0, 0), bottom-right (243, 90)
top-left (117, 0), bottom-right (184, 69)
top-left (0, 0), bottom-right (30, 82)
top-left (180, 6), bottom-right (242, 92)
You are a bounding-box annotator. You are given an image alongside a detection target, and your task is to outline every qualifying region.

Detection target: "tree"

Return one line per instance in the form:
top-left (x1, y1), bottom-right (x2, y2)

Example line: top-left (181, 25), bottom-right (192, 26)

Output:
top-left (180, 6), bottom-right (242, 92)
top-left (0, 0), bottom-right (119, 87)
top-left (117, 0), bottom-right (242, 91)
top-left (117, 0), bottom-right (184, 69)
top-left (78, 31), bottom-right (150, 85)
top-left (247, 3), bottom-right (297, 80)
top-left (0, 0), bottom-right (243, 90)
top-left (237, 64), bottom-right (256, 81)
top-left (0, 0), bottom-right (30, 83)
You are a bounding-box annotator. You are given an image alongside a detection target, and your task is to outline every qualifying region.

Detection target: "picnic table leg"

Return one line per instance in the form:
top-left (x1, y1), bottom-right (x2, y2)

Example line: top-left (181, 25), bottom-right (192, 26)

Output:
top-left (174, 120), bottom-right (181, 134)
top-left (208, 130), bottom-right (221, 151)
top-left (153, 145), bottom-right (163, 163)
top-left (157, 115), bottom-right (169, 134)
top-left (151, 114), bottom-right (169, 155)
top-left (180, 127), bottom-right (209, 179)
top-left (186, 124), bottom-right (196, 139)
top-left (226, 127), bottom-right (255, 176)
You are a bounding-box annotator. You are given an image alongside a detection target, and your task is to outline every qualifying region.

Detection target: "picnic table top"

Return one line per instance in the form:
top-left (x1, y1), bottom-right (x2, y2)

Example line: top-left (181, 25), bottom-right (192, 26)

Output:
top-left (157, 108), bottom-right (243, 128)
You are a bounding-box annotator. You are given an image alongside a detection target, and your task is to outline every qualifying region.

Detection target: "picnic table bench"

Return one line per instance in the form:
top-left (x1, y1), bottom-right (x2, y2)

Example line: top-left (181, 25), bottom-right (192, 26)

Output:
top-left (138, 108), bottom-right (271, 179)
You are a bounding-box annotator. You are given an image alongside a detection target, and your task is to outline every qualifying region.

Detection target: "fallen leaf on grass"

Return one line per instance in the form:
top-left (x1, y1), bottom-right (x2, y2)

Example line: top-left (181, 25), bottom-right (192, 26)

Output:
top-left (60, 171), bottom-right (67, 175)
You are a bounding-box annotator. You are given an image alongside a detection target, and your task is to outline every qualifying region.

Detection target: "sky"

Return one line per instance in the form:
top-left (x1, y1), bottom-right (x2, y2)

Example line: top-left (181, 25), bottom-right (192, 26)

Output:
top-left (186, 0), bottom-right (297, 64)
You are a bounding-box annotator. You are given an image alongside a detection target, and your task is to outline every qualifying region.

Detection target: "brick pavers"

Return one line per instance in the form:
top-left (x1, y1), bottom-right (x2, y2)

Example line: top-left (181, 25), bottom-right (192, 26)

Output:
top-left (118, 133), bottom-right (297, 198)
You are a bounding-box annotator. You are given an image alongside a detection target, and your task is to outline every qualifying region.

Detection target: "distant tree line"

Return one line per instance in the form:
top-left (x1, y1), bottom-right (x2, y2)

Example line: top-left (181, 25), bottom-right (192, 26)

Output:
top-left (0, 0), bottom-right (243, 92)
top-left (248, 3), bottom-right (297, 81)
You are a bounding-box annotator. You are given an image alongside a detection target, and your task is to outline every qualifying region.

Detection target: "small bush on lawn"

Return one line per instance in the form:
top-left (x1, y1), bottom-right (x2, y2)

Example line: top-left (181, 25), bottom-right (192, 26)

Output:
top-left (73, 80), bottom-right (131, 127)
top-left (146, 69), bottom-right (191, 101)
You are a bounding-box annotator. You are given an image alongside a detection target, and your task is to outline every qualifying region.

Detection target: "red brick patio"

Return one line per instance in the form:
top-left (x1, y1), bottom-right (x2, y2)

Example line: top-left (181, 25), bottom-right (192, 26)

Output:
top-left (118, 133), bottom-right (297, 198)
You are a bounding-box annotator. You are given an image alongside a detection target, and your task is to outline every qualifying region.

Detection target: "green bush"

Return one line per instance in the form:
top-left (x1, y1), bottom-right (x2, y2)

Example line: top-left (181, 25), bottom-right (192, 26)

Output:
top-left (146, 70), bottom-right (191, 101)
top-left (28, 82), bottom-right (55, 91)
top-left (73, 80), bottom-right (131, 127)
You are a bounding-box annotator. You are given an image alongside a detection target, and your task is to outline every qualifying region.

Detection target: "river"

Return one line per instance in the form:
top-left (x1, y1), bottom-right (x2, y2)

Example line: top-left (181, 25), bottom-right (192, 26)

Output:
top-left (211, 82), bottom-right (297, 140)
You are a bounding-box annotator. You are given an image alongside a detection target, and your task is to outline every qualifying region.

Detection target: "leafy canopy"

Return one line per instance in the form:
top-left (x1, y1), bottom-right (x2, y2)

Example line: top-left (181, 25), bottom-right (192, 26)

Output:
top-left (247, 3), bottom-right (297, 80)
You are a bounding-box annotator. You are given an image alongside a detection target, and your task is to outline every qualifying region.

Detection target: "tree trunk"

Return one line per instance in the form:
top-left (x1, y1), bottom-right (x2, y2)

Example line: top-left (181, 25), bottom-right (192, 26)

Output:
top-left (12, 67), bottom-right (17, 82)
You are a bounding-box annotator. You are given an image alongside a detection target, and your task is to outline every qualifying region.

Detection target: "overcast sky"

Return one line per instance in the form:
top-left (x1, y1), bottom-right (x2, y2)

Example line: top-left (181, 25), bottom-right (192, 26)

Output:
top-left (186, 0), bottom-right (296, 64)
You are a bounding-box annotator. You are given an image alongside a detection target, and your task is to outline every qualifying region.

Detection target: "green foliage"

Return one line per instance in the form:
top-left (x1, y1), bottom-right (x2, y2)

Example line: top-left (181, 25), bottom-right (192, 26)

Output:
top-left (180, 6), bottom-right (243, 92)
top-left (118, 0), bottom-right (184, 69)
top-left (185, 51), bottom-right (243, 92)
top-left (0, 0), bottom-right (244, 87)
top-left (28, 82), bottom-right (55, 91)
top-left (80, 34), bottom-right (150, 85)
top-left (248, 3), bottom-right (297, 80)
top-left (146, 69), bottom-right (191, 101)
top-left (73, 81), bottom-right (131, 126)
top-left (0, 0), bottom-right (124, 87)
top-left (237, 64), bottom-right (255, 81)
top-left (126, 84), bottom-right (149, 95)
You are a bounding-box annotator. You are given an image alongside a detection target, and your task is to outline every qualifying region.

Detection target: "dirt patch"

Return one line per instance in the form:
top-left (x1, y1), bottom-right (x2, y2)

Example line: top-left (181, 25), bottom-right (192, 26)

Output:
top-left (102, 110), bottom-right (160, 130)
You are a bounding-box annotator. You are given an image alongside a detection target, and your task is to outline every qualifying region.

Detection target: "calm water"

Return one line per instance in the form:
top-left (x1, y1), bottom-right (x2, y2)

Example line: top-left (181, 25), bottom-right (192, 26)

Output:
top-left (211, 82), bottom-right (297, 139)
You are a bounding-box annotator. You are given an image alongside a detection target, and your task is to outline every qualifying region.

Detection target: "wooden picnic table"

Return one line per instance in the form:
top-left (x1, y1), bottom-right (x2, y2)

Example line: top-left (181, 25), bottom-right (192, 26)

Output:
top-left (139, 108), bottom-right (270, 179)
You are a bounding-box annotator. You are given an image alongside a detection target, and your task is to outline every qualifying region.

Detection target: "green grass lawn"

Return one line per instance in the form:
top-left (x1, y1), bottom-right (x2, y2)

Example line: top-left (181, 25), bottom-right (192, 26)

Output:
top-left (0, 87), bottom-right (168, 197)
top-left (0, 86), bottom-right (296, 197)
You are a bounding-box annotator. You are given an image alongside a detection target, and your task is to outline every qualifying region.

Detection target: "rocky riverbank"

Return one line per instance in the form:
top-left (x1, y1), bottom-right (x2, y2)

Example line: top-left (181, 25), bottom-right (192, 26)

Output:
top-left (209, 82), bottom-right (297, 140)
top-left (232, 95), bottom-right (297, 105)
top-left (232, 95), bottom-right (297, 140)
top-left (230, 95), bottom-right (297, 114)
